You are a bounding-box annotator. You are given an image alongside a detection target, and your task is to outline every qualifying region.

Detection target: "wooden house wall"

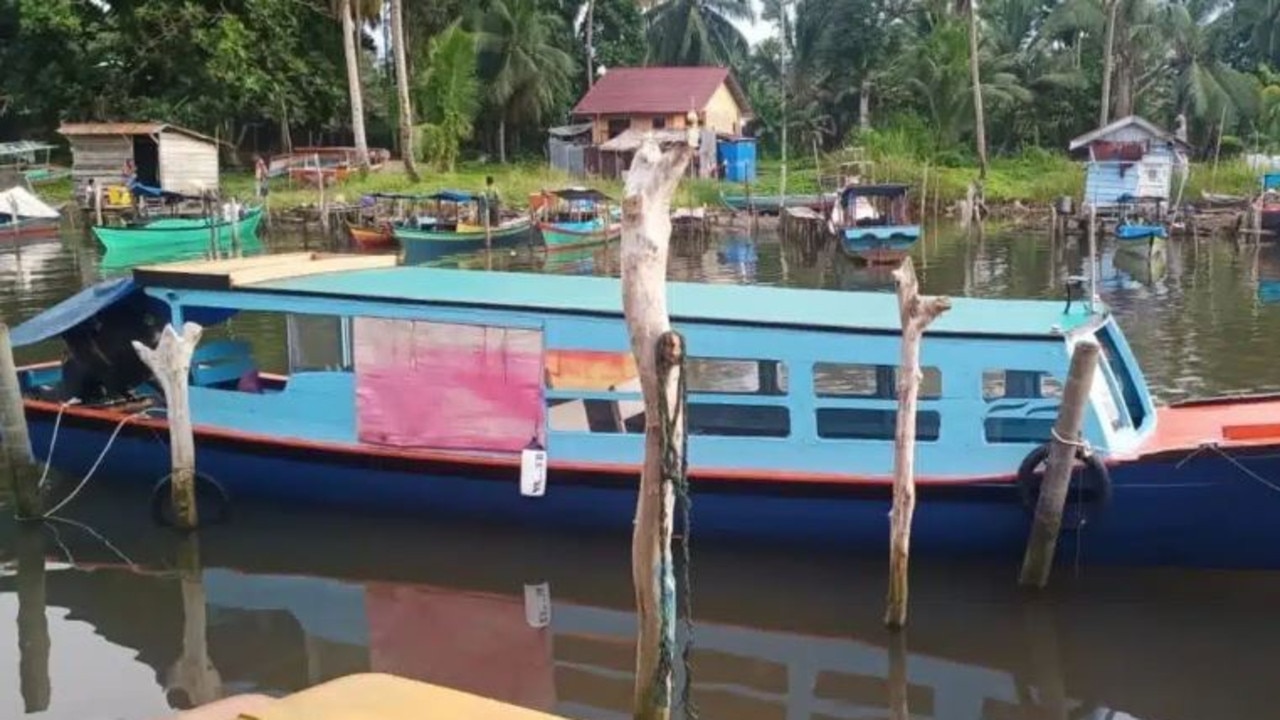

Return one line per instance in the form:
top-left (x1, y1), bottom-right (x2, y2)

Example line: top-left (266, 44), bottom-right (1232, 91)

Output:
top-left (1084, 144), bottom-right (1177, 208)
top-left (159, 132), bottom-right (219, 195)
top-left (68, 135), bottom-right (132, 197)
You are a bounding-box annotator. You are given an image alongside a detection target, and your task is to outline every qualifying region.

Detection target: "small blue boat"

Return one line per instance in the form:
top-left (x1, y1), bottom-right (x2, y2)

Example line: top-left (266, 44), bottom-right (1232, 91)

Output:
top-left (834, 183), bottom-right (920, 264)
top-left (393, 190), bottom-right (532, 264)
top-left (13, 254), bottom-right (1280, 568)
top-left (1113, 194), bottom-right (1168, 256)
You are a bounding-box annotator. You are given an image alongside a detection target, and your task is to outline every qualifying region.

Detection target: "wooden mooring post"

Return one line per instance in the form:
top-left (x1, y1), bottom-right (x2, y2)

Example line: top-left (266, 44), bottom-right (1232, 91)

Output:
top-left (885, 258), bottom-right (950, 629)
top-left (133, 323), bottom-right (203, 530)
top-left (1018, 339), bottom-right (1100, 588)
top-left (621, 130), bottom-right (698, 720)
top-left (0, 322), bottom-right (41, 518)
top-left (16, 524), bottom-right (51, 713)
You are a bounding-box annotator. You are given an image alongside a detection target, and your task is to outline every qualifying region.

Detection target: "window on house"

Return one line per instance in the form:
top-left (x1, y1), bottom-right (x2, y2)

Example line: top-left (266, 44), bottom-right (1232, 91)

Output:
top-left (651, 117), bottom-right (667, 130)
top-left (607, 119), bottom-right (629, 138)
top-left (814, 363), bottom-right (941, 399)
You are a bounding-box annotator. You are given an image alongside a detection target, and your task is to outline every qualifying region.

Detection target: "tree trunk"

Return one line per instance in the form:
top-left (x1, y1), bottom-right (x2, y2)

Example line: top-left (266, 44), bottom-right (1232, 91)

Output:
top-left (622, 134), bottom-right (698, 720)
top-left (1099, 0), bottom-right (1119, 126)
top-left (967, 0), bottom-right (988, 180)
top-left (586, 0), bottom-right (596, 88)
top-left (340, 0), bottom-right (370, 169)
top-left (391, 0), bottom-right (418, 181)
top-left (1113, 52), bottom-right (1134, 119)
top-left (498, 118), bottom-right (507, 164)
top-left (859, 77), bottom-right (872, 132)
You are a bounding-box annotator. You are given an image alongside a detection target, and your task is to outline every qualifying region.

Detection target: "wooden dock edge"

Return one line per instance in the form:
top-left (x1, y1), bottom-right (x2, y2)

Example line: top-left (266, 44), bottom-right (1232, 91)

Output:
top-left (160, 673), bottom-right (571, 720)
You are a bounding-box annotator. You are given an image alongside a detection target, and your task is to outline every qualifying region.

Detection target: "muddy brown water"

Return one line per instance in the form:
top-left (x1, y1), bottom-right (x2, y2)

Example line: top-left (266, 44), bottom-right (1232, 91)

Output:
top-left (1, 221), bottom-right (1279, 719)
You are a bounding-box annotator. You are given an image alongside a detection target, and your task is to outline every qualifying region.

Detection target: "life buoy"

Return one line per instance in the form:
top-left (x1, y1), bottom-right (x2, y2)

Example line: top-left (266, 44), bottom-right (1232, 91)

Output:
top-left (1016, 443), bottom-right (1112, 528)
top-left (150, 471), bottom-right (232, 527)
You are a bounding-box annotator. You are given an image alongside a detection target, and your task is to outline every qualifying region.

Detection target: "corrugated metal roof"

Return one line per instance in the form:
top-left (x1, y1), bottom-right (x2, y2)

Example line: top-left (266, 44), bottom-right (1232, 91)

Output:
top-left (572, 66), bottom-right (751, 117)
top-left (58, 122), bottom-right (219, 145)
top-left (597, 128), bottom-right (691, 152)
top-left (1068, 115), bottom-right (1189, 153)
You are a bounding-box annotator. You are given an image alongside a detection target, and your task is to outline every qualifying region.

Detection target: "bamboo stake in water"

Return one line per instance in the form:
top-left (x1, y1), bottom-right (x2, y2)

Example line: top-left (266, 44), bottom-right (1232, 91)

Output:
top-left (0, 323), bottom-right (40, 518)
top-left (1019, 339), bottom-right (1101, 588)
top-left (16, 525), bottom-right (50, 713)
top-left (622, 131), bottom-right (697, 720)
top-left (885, 258), bottom-right (951, 629)
top-left (133, 323), bottom-right (203, 530)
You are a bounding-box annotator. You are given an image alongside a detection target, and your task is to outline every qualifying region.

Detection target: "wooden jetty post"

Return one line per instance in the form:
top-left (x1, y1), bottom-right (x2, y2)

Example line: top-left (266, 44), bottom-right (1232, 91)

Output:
top-left (16, 525), bottom-right (50, 713)
top-left (93, 181), bottom-right (104, 227)
top-left (315, 154), bottom-right (330, 235)
top-left (166, 534), bottom-right (222, 708)
top-left (1018, 339), bottom-right (1100, 588)
top-left (133, 323), bottom-right (203, 530)
top-left (0, 322), bottom-right (41, 518)
top-left (621, 130), bottom-right (698, 720)
top-left (885, 257), bottom-right (951, 629)
top-left (887, 629), bottom-right (909, 720)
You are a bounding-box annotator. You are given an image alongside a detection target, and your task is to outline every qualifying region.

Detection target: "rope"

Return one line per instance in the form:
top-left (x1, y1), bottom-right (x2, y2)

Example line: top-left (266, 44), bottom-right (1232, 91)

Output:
top-left (37, 401), bottom-right (72, 489)
top-left (651, 330), bottom-right (696, 719)
top-left (1176, 440), bottom-right (1280, 495)
top-left (1050, 427), bottom-right (1092, 456)
top-left (42, 410), bottom-right (152, 518)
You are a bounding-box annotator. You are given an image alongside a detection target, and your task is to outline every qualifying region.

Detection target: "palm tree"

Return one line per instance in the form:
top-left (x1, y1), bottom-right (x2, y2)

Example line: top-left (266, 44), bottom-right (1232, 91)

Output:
top-left (478, 0), bottom-right (575, 163)
top-left (334, 0), bottom-right (381, 169)
top-left (964, 0), bottom-right (989, 178)
top-left (1161, 0), bottom-right (1258, 142)
top-left (645, 0), bottom-right (755, 66)
top-left (390, 0), bottom-right (419, 181)
top-left (416, 23), bottom-right (481, 171)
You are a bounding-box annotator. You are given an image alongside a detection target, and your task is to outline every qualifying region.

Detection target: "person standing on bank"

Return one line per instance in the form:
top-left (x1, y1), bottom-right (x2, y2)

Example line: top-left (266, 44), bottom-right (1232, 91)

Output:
top-left (482, 175), bottom-right (501, 226)
top-left (254, 156), bottom-right (270, 200)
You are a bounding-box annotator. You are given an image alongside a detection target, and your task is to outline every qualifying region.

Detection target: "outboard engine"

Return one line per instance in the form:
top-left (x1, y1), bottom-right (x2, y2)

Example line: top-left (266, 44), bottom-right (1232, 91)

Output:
top-left (59, 292), bottom-right (165, 403)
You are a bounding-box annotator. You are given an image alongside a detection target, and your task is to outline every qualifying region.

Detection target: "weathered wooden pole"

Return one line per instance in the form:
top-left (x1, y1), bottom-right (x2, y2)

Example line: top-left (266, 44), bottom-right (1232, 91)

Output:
top-left (885, 257), bottom-right (951, 629)
top-left (0, 323), bottom-right (41, 518)
top-left (622, 130), bottom-right (698, 720)
top-left (93, 181), bottom-right (104, 227)
top-left (315, 154), bottom-right (330, 235)
top-left (887, 629), bottom-right (909, 720)
top-left (1018, 339), bottom-right (1100, 588)
top-left (165, 534), bottom-right (222, 708)
top-left (16, 525), bottom-right (50, 713)
top-left (133, 323), bottom-right (203, 530)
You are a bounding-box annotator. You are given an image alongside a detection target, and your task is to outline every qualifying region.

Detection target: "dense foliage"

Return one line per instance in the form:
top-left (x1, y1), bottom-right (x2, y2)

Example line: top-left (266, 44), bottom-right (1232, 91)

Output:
top-left (3, 0), bottom-right (1280, 164)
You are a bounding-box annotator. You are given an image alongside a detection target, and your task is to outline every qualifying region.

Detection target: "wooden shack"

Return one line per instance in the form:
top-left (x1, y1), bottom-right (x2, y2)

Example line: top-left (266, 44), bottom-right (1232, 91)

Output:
top-left (58, 122), bottom-right (220, 202)
top-left (1068, 115), bottom-right (1190, 214)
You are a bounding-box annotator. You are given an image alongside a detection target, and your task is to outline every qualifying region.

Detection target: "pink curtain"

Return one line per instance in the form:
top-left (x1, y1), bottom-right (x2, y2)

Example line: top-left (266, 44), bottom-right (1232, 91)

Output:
top-left (354, 318), bottom-right (544, 452)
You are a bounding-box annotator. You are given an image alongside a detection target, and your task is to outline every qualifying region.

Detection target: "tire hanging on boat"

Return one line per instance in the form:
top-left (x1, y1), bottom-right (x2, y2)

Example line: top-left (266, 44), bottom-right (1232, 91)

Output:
top-left (150, 471), bottom-right (232, 527)
top-left (1015, 442), bottom-right (1112, 527)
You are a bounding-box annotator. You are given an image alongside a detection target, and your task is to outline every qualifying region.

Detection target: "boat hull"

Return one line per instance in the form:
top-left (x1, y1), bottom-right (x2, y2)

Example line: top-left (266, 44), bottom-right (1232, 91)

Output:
top-left (0, 215), bottom-right (60, 241)
top-left (840, 225), bottom-right (920, 264)
top-left (537, 221), bottom-right (621, 251)
top-left (347, 222), bottom-right (396, 250)
top-left (395, 219), bottom-right (531, 264)
top-left (91, 207), bottom-right (265, 252)
top-left (1262, 207), bottom-right (1280, 237)
top-left (722, 193), bottom-right (836, 214)
top-left (23, 400), bottom-right (1280, 569)
top-left (1115, 236), bottom-right (1166, 258)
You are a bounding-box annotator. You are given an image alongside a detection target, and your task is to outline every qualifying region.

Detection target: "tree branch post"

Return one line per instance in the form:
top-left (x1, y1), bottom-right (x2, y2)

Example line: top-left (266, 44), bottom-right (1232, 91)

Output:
top-left (133, 323), bottom-right (203, 530)
top-left (621, 131), bottom-right (698, 720)
top-left (1018, 339), bottom-right (1100, 588)
top-left (885, 257), bottom-right (951, 629)
top-left (0, 322), bottom-right (41, 519)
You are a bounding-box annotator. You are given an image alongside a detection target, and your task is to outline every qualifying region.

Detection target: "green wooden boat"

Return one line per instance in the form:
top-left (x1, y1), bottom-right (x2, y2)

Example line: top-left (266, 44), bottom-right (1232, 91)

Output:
top-left (535, 187), bottom-right (620, 251)
top-left (720, 192), bottom-right (838, 214)
top-left (92, 206), bottom-right (265, 252)
top-left (537, 217), bottom-right (622, 250)
top-left (395, 216), bottom-right (532, 264)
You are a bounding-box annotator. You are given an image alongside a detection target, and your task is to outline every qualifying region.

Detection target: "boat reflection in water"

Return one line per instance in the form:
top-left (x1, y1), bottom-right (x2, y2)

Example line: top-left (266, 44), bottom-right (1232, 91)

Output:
top-left (2, 490), bottom-right (1278, 720)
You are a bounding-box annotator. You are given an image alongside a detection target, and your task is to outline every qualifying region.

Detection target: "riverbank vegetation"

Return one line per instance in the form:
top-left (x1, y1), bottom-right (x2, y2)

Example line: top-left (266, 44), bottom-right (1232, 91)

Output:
top-left (2, 0), bottom-right (1279, 197)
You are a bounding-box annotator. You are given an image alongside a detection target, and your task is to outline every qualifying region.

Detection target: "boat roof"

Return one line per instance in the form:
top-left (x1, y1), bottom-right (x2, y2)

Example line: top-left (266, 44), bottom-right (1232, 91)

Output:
top-left (549, 187), bottom-right (612, 202)
top-left (204, 266), bottom-right (1099, 339)
top-left (840, 183), bottom-right (910, 199)
top-left (0, 140), bottom-right (56, 159)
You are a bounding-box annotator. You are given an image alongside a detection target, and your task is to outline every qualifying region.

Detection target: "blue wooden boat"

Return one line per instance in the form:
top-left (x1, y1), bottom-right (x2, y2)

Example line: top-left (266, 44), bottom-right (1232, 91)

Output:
top-left (393, 190), bottom-right (531, 264)
top-left (1113, 194), bottom-right (1167, 256)
top-left (834, 184), bottom-right (920, 264)
top-left (12, 253), bottom-right (1280, 568)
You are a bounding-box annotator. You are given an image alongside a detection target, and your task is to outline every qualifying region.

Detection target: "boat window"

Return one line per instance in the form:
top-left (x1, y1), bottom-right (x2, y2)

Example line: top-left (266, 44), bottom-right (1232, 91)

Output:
top-left (687, 358), bottom-right (788, 396)
top-left (690, 404), bottom-right (790, 437)
top-left (816, 408), bottom-right (940, 441)
top-left (287, 314), bottom-right (352, 372)
top-left (982, 369), bottom-right (1062, 400)
top-left (814, 363), bottom-right (940, 399)
top-left (982, 368), bottom-right (1061, 443)
top-left (1096, 327), bottom-right (1147, 428)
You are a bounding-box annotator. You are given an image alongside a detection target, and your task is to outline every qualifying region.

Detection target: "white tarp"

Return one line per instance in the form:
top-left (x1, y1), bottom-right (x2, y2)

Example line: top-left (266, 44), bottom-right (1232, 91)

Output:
top-left (0, 185), bottom-right (59, 219)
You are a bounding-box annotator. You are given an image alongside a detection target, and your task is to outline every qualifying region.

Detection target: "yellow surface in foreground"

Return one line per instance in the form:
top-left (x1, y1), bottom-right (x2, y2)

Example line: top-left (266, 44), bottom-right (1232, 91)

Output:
top-left (236, 674), bottom-right (567, 720)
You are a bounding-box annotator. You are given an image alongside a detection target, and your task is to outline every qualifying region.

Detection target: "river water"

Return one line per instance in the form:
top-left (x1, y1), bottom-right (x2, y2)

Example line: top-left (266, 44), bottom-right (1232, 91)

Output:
top-left (2, 221), bottom-right (1279, 719)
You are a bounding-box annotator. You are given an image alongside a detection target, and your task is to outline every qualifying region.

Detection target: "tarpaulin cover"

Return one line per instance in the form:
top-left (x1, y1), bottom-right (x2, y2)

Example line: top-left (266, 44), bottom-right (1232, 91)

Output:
top-left (366, 583), bottom-right (555, 710)
top-left (354, 318), bottom-right (544, 452)
top-left (0, 185), bottom-right (59, 219)
top-left (10, 277), bottom-right (138, 347)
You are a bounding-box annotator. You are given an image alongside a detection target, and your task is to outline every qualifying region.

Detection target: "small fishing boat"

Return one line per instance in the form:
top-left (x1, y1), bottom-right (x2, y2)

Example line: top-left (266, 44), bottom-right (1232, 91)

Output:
top-left (346, 192), bottom-right (427, 250)
top-left (1259, 172), bottom-right (1280, 238)
top-left (0, 185), bottom-right (61, 240)
top-left (536, 188), bottom-right (620, 251)
top-left (14, 253), bottom-right (1280, 568)
top-left (1113, 195), bottom-right (1167, 257)
top-left (394, 190), bottom-right (532, 264)
top-left (0, 140), bottom-right (70, 186)
top-left (91, 205), bottom-right (265, 253)
top-left (832, 183), bottom-right (920, 264)
top-left (720, 192), bottom-right (837, 215)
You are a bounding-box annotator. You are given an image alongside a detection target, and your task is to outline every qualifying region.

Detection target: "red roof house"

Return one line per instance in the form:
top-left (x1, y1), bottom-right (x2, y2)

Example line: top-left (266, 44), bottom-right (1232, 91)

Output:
top-left (570, 66), bottom-right (753, 147)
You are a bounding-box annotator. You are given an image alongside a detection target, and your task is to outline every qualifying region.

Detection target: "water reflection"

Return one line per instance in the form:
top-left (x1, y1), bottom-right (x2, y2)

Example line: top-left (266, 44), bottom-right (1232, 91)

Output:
top-left (3, 489), bottom-right (1279, 719)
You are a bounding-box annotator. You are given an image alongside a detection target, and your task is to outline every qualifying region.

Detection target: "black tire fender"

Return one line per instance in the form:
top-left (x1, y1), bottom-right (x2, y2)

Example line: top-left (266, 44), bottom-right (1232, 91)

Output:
top-left (1016, 442), bottom-right (1112, 525)
top-left (150, 471), bottom-right (232, 527)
